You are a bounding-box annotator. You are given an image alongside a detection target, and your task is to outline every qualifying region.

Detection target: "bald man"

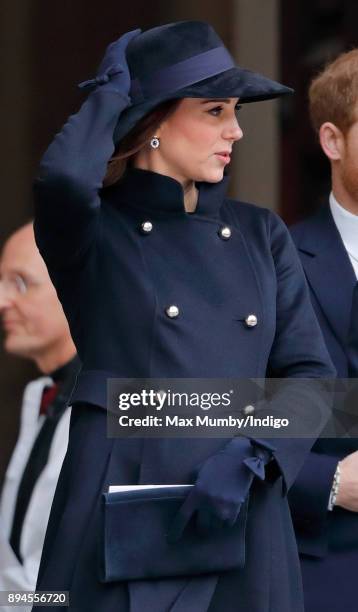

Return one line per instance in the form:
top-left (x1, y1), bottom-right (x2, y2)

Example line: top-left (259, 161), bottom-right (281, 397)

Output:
top-left (0, 222), bottom-right (79, 600)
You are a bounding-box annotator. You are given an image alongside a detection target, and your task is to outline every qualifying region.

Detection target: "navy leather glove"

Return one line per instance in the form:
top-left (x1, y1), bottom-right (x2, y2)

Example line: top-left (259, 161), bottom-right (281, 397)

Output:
top-left (170, 438), bottom-right (276, 540)
top-left (78, 29), bottom-right (141, 98)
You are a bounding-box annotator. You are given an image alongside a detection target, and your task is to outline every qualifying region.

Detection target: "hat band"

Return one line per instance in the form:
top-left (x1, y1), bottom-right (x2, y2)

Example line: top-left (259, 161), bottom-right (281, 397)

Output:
top-left (130, 46), bottom-right (236, 102)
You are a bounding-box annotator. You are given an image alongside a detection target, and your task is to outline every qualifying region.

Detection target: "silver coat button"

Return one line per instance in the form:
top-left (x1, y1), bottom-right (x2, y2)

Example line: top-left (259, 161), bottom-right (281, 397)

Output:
top-left (140, 221), bottom-right (153, 234)
top-left (243, 404), bottom-right (255, 415)
top-left (165, 305), bottom-right (180, 319)
top-left (219, 226), bottom-right (231, 240)
top-left (245, 314), bottom-right (258, 327)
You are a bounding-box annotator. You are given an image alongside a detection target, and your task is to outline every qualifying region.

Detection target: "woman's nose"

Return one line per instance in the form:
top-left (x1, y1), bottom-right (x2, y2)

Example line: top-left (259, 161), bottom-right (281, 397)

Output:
top-left (223, 119), bottom-right (243, 142)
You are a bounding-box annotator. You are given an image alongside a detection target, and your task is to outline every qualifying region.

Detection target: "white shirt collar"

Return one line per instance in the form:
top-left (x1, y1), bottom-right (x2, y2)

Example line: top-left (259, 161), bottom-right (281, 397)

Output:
top-left (329, 192), bottom-right (358, 262)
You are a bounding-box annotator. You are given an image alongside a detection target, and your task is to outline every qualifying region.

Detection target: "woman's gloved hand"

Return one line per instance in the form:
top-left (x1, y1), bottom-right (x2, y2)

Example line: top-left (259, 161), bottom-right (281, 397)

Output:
top-left (169, 438), bottom-right (276, 541)
top-left (78, 29), bottom-right (141, 99)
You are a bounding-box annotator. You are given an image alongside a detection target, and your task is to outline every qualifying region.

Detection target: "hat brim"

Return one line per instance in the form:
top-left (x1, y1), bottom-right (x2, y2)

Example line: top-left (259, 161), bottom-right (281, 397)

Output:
top-left (113, 66), bottom-right (293, 145)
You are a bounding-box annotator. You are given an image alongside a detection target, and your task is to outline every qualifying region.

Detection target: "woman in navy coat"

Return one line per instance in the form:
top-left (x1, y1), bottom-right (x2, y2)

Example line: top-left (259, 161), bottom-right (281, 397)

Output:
top-left (32, 21), bottom-right (335, 612)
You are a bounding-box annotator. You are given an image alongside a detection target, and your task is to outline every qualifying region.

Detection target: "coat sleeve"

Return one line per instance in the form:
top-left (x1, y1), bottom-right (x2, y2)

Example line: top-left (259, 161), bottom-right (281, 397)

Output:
top-left (267, 210), bottom-right (335, 378)
top-left (33, 89), bottom-right (126, 269)
top-left (287, 451), bottom-right (338, 556)
top-left (248, 210), bottom-right (336, 493)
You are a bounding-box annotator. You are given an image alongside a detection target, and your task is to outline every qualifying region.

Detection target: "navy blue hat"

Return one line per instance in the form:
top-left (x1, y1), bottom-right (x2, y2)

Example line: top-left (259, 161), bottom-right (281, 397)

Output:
top-left (113, 20), bottom-right (293, 145)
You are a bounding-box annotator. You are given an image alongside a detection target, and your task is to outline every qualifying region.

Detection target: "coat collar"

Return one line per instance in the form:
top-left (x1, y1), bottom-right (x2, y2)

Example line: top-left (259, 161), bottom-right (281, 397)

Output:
top-left (108, 167), bottom-right (230, 218)
top-left (49, 354), bottom-right (80, 384)
top-left (292, 204), bottom-right (356, 347)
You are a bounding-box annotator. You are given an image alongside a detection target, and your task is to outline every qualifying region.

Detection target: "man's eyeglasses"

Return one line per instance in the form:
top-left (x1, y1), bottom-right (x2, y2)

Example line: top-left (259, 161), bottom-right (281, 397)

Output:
top-left (0, 275), bottom-right (30, 297)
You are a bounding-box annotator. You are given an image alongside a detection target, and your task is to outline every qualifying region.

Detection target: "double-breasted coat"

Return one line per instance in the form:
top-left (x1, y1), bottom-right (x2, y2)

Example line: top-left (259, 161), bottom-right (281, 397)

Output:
top-left (32, 89), bottom-right (335, 612)
top-left (289, 205), bottom-right (358, 612)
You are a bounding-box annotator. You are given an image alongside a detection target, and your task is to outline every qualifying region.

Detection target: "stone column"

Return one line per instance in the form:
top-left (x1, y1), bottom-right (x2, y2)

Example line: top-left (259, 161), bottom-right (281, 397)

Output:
top-left (230, 0), bottom-right (280, 210)
top-left (0, 0), bottom-right (33, 240)
top-left (0, 0), bottom-right (37, 484)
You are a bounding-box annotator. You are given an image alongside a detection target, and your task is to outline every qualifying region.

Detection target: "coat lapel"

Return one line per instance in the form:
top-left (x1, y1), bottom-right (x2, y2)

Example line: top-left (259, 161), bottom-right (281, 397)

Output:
top-left (293, 205), bottom-right (356, 348)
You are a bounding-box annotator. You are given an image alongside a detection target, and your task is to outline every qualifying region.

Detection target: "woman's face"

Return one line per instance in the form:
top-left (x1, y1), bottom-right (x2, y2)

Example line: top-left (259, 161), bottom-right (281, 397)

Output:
top-left (136, 97), bottom-right (243, 185)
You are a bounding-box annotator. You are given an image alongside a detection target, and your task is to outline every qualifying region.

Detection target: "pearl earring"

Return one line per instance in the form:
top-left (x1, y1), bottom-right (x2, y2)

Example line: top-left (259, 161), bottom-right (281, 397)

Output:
top-left (150, 136), bottom-right (160, 149)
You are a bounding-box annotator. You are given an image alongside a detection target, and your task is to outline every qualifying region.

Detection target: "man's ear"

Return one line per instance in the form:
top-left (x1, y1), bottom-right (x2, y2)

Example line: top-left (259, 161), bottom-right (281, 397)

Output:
top-left (319, 122), bottom-right (345, 161)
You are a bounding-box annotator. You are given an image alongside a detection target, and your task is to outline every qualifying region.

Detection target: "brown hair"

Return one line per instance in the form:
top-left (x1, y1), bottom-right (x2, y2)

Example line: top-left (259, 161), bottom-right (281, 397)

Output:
top-left (104, 99), bottom-right (181, 186)
top-left (309, 49), bottom-right (358, 134)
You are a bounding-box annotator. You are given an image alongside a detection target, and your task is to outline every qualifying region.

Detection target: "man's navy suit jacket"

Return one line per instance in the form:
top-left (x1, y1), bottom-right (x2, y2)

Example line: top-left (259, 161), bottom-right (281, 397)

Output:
top-left (289, 203), bottom-right (358, 556)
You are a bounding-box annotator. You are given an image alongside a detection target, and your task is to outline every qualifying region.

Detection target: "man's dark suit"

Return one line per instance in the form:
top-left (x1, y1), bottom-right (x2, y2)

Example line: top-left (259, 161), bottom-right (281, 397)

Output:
top-left (289, 204), bottom-right (358, 612)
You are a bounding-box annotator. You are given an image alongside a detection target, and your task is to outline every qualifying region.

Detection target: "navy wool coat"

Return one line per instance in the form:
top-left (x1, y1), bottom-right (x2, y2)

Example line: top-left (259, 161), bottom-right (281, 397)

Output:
top-left (32, 89), bottom-right (335, 612)
top-left (289, 205), bottom-right (358, 612)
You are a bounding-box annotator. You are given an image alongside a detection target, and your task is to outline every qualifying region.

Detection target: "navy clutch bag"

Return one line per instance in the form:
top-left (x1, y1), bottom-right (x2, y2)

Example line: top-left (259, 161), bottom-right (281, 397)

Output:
top-left (99, 485), bottom-right (249, 582)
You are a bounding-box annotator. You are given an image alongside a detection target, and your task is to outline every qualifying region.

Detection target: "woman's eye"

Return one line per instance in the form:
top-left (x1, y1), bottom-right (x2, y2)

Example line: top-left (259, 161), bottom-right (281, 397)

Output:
top-left (208, 106), bottom-right (223, 116)
top-left (235, 104), bottom-right (242, 113)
